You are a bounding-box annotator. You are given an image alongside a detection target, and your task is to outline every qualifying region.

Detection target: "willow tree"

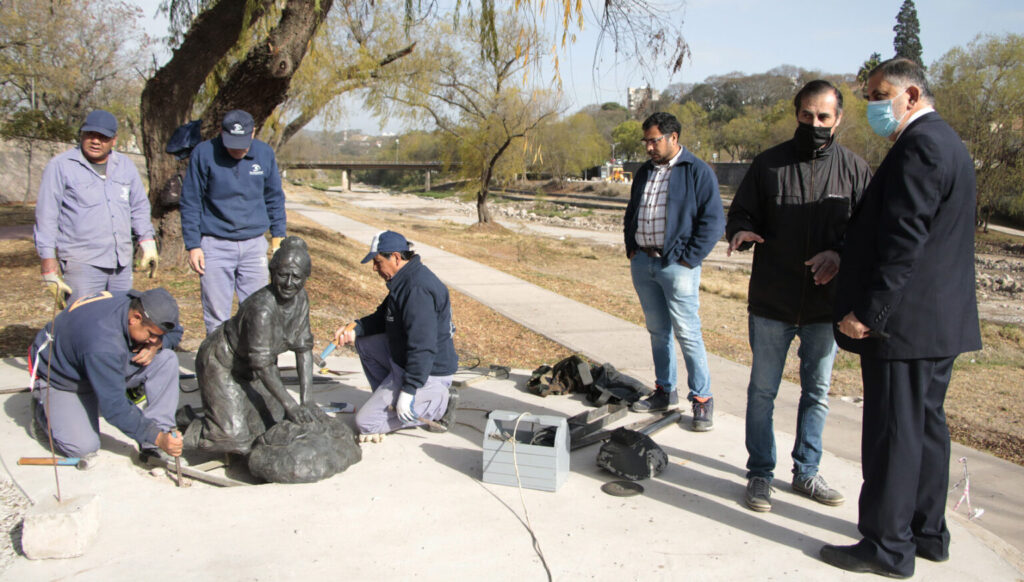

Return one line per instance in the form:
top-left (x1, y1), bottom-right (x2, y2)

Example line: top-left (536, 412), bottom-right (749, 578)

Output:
top-left (377, 11), bottom-right (559, 223)
top-left (933, 34), bottom-right (1024, 229)
top-left (141, 0), bottom-right (334, 264)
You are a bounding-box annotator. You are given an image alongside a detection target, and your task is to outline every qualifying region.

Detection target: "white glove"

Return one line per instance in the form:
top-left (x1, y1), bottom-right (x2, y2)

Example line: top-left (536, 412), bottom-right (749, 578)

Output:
top-left (396, 391), bottom-right (417, 424)
top-left (138, 239), bottom-right (159, 276)
top-left (42, 272), bottom-right (72, 309)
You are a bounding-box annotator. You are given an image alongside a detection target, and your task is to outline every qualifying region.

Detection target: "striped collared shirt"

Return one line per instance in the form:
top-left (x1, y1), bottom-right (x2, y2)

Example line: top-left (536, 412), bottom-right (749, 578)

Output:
top-left (635, 147), bottom-right (684, 248)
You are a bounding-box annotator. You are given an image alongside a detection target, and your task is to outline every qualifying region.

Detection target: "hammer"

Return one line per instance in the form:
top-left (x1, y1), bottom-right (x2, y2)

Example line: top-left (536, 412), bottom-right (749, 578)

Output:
top-left (314, 322), bottom-right (356, 372)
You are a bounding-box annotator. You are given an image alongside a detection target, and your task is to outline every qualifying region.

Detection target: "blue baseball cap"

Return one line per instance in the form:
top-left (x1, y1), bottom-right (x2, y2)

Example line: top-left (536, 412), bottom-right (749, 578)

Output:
top-left (81, 110), bottom-right (118, 138)
top-left (221, 109), bottom-right (254, 150)
top-left (128, 288), bottom-right (180, 331)
top-left (361, 230), bottom-right (410, 263)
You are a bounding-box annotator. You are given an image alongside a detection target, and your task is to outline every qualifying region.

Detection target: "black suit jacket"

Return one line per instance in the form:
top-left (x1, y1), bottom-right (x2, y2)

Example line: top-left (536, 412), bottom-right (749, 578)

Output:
top-left (834, 112), bottom-right (981, 359)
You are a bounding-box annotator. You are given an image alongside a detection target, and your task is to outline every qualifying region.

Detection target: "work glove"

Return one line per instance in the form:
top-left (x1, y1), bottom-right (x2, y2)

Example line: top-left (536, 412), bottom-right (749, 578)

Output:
top-left (270, 237), bottom-right (284, 255)
top-left (137, 239), bottom-right (159, 277)
top-left (41, 272), bottom-right (72, 310)
top-left (396, 390), bottom-right (417, 424)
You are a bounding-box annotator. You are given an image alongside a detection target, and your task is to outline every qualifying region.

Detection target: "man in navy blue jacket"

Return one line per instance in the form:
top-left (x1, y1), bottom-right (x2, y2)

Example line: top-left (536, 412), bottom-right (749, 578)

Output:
top-left (180, 110), bottom-right (287, 334)
top-left (822, 58), bottom-right (981, 579)
top-left (334, 231), bottom-right (458, 441)
top-left (624, 112), bottom-right (725, 431)
top-left (30, 288), bottom-right (185, 467)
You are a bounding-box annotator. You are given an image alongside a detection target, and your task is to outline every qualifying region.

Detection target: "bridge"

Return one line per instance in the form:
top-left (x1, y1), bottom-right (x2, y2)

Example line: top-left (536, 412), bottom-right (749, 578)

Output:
top-left (280, 160), bottom-right (448, 191)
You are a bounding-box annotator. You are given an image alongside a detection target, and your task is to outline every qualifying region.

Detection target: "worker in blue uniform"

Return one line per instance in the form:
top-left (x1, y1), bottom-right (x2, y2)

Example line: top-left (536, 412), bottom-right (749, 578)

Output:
top-left (30, 288), bottom-right (184, 468)
top-left (180, 109), bottom-right (287, 334)
top-left (34, 109), bottom-right (159, 308)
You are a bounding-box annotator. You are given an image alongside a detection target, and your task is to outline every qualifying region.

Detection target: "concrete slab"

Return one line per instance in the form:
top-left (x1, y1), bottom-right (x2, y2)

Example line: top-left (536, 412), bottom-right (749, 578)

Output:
top-left (291, 203), bottom-right (1024, 565)
top-left (0, 354), bottom-right (1019, 580)
top-left (20, 494), bottom-right (99, 560)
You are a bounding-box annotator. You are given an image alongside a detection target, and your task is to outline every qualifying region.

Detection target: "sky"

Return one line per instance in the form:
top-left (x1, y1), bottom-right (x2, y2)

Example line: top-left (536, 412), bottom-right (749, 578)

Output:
top-left (132, 0), bottom-right (1024, 134)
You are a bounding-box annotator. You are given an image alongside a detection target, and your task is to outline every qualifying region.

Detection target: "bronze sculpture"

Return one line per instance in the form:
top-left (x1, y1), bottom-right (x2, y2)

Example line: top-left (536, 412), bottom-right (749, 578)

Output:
top-left (184, 236), bottom-right (317, 454)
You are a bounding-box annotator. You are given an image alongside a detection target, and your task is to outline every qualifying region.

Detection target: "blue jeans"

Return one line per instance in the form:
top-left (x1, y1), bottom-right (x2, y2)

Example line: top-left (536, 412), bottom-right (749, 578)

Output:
top-left (744, 314), bottom-right (836, 480)
top-left (629, 252), bottom-right (711, 400)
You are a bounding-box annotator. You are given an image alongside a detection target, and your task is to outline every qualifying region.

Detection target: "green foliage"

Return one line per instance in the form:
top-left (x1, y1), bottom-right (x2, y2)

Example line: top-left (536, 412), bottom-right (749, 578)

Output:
top-left (857, 52), bottom-right (882, 88)
top-left (932, 33), bottom-right (1024, 225)
top-left (610, 120), bottom-right (644, 161)
top-left (0, 110), bottom-right (75, 142)
top-left (533, 113), bottom-right (609, 179)
top-left (601, 102), bottom-right (626, 111)
top-left (893, 0), bottom-right (924, 67)
top-left (0, 0), bottom-right (150, 138)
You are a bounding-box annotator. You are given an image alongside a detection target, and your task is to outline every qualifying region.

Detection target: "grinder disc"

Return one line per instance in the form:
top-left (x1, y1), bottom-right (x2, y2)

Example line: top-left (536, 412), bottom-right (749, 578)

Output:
top-left (601, 480), bottom-right (645, 497)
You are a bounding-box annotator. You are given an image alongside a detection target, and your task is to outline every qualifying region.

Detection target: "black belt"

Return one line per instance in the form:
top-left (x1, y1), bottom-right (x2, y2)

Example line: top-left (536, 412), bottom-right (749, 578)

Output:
top-left (638, 246), bottom-right (662, 258)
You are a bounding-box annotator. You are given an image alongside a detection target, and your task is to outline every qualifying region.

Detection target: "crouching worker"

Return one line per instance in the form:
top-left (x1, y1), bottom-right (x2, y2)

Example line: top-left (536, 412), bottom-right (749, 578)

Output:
top-left (334, 231), bottom-right (458, 442)
top-left (29, 288), bottom-right (184, 468)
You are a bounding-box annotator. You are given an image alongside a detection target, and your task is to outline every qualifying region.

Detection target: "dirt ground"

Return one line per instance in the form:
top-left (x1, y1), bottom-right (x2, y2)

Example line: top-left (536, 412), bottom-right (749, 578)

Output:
top-left (2, 184), bottom-right (1022, 465)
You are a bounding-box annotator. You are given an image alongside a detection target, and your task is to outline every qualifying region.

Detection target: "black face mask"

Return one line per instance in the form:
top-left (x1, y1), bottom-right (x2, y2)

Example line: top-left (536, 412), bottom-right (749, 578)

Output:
top-left (794, 122), bottom-right (833, 153)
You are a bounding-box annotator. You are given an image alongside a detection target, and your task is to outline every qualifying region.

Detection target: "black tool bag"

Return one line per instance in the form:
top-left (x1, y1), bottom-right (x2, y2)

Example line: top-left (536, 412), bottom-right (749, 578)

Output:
top-left (527, 355), bottom-right (593, 397)
top-left (596, 427), bottom-right (668, 481)
top-left (587, 363), bottom-right (647, 406)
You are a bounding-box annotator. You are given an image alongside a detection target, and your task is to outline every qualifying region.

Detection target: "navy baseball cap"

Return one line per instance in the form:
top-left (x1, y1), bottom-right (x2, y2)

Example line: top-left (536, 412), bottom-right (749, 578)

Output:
top-left (361, 231), bottom-right (410, 263)
top-left (129, 288), bottom-right (180, 331)
top-left (221, 109), bottom-right (254, 149)
top-left (81, 110), bottom-right (118, 138)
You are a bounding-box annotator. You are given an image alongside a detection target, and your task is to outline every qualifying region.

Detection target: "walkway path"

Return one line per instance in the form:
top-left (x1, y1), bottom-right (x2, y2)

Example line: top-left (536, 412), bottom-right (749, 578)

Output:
top-left (293, 202), bottom-right (1024, 559)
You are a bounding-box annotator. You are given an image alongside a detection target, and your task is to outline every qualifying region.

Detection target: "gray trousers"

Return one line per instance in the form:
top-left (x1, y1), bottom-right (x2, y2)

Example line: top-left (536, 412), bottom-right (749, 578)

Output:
top-left (33, 349), bottom-right (179, 457)
top-left (61, 260), bottom-right (132, 306)
top-left (199, 235), bottom-right (269, 335)
top-left (354, 334), bottom-right (452, 434)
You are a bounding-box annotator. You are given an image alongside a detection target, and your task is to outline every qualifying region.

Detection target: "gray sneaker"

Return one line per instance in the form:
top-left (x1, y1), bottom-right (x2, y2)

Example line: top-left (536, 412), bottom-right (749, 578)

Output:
top-left (793, 473), bottom-right (845, 506)
top-left (745, 476), bottom-right (773, 512)
top-left (630, 387), bottom-right (678, 412)
top-left (690, 397), bottom-right (714, 431)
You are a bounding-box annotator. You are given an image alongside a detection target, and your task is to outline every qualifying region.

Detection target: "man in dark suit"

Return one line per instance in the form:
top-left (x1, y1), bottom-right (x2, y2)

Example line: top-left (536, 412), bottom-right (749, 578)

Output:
top-left (821, 58), bottom-right (981, 578)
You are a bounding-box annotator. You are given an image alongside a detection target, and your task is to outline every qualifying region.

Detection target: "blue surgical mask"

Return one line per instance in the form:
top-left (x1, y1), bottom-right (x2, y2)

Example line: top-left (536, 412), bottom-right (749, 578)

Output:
top-left (866, 97), bottom-right (906, 138)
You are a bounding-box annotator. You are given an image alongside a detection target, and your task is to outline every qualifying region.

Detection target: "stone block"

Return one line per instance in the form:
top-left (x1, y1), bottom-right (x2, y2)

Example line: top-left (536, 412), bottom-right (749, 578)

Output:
top-left (21, 494), bottom-right (99, 560)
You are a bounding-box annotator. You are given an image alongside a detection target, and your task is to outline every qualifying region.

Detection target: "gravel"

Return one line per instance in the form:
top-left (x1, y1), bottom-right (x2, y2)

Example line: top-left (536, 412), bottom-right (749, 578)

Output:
top-left (0, 478), bottom-right (32, 574)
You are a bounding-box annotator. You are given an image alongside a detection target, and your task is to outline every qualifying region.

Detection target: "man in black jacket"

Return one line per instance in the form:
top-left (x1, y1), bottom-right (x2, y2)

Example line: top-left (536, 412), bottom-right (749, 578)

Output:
top-left (822, 59), bottom-right (981, 579)
top-left (334, 231), bottom-right (458, 441)
top-left (727, 80), bottom-right (872, 513)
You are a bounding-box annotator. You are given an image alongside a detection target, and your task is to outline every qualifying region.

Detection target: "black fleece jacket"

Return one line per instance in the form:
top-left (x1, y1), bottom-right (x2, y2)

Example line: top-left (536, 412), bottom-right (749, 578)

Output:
top-left (726, 137), bottom-right (872, 325)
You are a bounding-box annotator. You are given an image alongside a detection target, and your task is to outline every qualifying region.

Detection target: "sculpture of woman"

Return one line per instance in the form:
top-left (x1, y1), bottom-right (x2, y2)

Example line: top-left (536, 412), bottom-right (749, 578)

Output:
top-left (183, 236), bottom-right (316, 454)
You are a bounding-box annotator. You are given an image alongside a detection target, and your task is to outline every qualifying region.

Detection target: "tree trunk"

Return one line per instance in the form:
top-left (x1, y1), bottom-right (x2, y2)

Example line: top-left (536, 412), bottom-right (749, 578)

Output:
top-left (476, 189), bottom-right (492, 223)
top-left (139, 0), bottom-right (332, 264)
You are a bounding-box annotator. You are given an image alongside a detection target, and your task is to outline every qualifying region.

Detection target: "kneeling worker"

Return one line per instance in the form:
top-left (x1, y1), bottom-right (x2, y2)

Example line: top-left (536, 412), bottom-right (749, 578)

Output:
top-left (30, 288), bottom-right (184, 467)
top-left (334, 231), bottom-right (458, 441)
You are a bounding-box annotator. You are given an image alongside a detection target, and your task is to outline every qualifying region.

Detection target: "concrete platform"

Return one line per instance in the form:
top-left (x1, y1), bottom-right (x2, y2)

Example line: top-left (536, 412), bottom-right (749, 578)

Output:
top-left (1, 354), bottom-right (1020, 580)
top-left (0, 201), bottom-right (1020, 579)
top-left (292, 202), bottom-right (1024, 559)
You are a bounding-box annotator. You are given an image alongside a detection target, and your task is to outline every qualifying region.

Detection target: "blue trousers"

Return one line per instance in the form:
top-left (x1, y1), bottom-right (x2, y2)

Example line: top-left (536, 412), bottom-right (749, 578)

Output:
top-left (855, 355), bottom-right (954, 577)
top-left (353, 334), bottom-right (452, 434)
top-left (629, 253), bottom-right (711, 400)
top-left (33, 349), bottom-right (179, 457)
top-left (744, 314), bottom-right (836, 481)
top-left (199, 235), bottom-right (269, 334)
top-left (61, 260), bottom-right (132, 306)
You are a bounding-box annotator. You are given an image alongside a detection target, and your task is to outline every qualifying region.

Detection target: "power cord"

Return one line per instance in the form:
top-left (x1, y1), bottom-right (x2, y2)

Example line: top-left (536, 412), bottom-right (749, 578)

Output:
top-left (508, 412), bottom-right (553, 582)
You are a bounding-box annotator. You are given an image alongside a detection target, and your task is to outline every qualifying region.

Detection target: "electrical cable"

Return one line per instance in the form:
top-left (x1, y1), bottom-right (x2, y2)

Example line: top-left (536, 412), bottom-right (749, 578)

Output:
top-left (505, 413), bottom-right (552, 581)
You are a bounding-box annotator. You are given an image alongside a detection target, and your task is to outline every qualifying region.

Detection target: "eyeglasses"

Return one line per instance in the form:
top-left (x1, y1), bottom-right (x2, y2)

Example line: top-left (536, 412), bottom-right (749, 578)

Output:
top-left (640, 135), bottom-right (670, 146)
